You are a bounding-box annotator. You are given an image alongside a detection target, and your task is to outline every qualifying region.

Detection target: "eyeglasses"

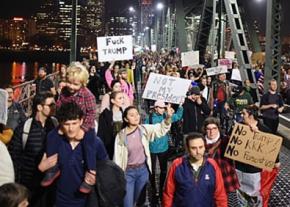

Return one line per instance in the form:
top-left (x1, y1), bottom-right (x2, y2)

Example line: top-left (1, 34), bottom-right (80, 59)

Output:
top-left (206, 127), bottom-right (218, 131)
top-left (43, 103), bottom-right (56, 107)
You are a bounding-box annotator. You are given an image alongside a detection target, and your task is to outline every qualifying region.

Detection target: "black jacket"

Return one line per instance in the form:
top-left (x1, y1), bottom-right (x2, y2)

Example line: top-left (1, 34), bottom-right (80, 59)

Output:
top-left (182, 97), bottom-right (211, 134)
top-left (8, 117), bottom-right (56, 190)
top-left (97, 109), bottom-right (115, 159)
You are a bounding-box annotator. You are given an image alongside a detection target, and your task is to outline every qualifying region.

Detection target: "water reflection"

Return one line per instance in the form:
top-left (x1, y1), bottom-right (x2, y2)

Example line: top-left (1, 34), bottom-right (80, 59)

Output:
top-left (0, 62), bottom-right (62, 86)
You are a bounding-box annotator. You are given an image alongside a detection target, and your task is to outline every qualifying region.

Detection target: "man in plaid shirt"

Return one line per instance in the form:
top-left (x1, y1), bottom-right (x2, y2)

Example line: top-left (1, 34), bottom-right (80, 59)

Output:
top-left (203, 117), bottom-right (240, 207)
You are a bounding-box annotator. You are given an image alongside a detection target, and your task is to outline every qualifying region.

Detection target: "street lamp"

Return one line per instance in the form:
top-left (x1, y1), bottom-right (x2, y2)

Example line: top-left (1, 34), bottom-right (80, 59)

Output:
top-left (155, 2), bottom-right (165, 50)
top-left (129, 6), bottom-right (135, 13)
top-left (156, 2), bottom-right (164, 10)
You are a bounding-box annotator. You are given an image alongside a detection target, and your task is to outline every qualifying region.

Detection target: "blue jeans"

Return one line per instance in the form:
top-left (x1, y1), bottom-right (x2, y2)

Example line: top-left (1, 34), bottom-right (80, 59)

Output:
top-left (124, 164), bottom-right (149, 207)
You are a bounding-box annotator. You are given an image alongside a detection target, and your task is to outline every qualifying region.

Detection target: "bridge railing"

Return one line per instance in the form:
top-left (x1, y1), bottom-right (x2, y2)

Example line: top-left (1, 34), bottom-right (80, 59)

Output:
top-left (13, 72), bottom-right (59, 115)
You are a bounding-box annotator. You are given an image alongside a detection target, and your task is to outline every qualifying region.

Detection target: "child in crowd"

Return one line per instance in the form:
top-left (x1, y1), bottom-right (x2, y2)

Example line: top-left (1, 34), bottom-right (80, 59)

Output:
top-left (41, 62), bottom-right (98, 194)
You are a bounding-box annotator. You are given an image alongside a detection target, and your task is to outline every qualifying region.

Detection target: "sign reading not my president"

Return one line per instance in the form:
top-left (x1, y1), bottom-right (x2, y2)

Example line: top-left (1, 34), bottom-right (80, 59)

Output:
top-left (97, 35), bottom-right (133, 62)
top-left (225, 123), bottom-right (282, 170)
top-left (142, 73), bottom-right (191, 104)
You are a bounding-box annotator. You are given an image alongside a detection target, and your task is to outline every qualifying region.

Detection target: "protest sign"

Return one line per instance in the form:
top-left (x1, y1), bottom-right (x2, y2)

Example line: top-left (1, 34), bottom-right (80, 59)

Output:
top-left (97, 35), bottom-right (133, 62)
top-left (218, 59), bottom-right (233, 69)
top-left (224, 123), bottom-right (282, 170)
top-left (181, 51), bottom-right (199, 67)
top-left (142, 73), bottom-right (191, 104)
top-left (205, 66), bottom-right (228, 76)
top-left (225, 51), bottom-right (236, 60)
top-left (231, 68), bottom-right (242, 81)
top-left (151, 44), bottom-right (157, 52)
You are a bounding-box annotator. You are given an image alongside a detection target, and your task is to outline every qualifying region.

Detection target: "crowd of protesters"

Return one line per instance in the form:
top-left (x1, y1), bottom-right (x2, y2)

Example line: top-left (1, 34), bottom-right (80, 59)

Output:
top-left (0, 49), bottom-right (288, 207)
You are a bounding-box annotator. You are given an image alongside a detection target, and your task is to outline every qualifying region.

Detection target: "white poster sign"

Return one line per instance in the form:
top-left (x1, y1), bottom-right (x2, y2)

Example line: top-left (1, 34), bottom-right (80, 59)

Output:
top-left (231, 68), bottom-right (242, 81)
top-left (225, 51), bottom-right (236, 60)
top-left (142, 73), bottom-right (191, 104)
top-left (97, 35), bottom-right (133, 62)
top-left (151, 44), bottom-right (157, 52)
top-left (181, 51), bottom-right (199, 67)
top-left (206, 66), bottom-right (228, 76)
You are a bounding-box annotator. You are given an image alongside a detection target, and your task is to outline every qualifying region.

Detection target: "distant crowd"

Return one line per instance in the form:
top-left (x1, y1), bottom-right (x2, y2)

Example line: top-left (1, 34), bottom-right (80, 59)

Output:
top-left (0, 50), bottom-right (288, 207)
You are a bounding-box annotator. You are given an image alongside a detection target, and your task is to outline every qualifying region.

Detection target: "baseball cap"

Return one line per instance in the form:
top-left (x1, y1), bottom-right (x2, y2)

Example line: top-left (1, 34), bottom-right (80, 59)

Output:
top-left (154, 100), bottom-right (166, 108)
top-left (188, 86), bottom-right (201, 95)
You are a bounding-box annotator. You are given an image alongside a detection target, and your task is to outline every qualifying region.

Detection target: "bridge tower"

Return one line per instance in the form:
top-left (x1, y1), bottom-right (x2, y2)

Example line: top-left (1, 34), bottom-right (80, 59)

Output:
top-left (140, 0), bottom-right (153, 48)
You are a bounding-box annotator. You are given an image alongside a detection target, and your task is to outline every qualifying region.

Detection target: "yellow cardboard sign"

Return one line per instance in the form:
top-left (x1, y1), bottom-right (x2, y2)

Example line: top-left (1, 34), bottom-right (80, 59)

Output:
top-left (225, 123), bottom-right (282, 170)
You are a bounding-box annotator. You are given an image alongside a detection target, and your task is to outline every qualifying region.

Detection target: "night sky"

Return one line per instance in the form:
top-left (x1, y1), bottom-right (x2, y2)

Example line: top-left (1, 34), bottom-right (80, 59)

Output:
top-left (0, 0), bottom-right (289, 35)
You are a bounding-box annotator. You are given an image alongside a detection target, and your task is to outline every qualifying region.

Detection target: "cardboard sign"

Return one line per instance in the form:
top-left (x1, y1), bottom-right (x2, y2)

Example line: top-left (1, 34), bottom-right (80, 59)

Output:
top-left (225, 123), bottom-right (282, 170)
top-left (142, 73), bottom-right (191, 104)
top-left (218, 59), bottom-right (233, 69)
top-left (97, 35), bottom-right (133, 62)
top-left (206, 66), bottom-right (228, 76)
top-left (181, 51), bottom-right (199, 67)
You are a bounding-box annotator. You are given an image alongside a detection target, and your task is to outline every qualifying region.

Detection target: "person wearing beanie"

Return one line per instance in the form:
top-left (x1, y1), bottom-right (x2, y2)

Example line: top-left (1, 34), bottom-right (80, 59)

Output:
top-left (182, 86), bottom-right (211, 134)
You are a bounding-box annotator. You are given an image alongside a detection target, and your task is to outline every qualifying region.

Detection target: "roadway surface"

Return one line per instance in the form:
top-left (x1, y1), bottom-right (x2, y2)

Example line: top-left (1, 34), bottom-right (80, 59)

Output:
top-left (271, 109), bottom-right (290, 206)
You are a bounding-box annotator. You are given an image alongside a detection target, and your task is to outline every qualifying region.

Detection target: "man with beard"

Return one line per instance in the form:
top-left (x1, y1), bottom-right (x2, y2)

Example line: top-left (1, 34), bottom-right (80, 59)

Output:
top-left (8, 92), bottom-right (57, 207)
top-left (4, 85), bottom-right (27, 130)
top-left (33, 67), bottom-right (56, 96)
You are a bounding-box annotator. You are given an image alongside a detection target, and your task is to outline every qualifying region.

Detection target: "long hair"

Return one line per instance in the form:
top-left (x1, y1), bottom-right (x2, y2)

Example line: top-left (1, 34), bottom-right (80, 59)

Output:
top-left (109, 91), bottom-right (123, 111)
top-left (121, 105), bottom-right (139, 129)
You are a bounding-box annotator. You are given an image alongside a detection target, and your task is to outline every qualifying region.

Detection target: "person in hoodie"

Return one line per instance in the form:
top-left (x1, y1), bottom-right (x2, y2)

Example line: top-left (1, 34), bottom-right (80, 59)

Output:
top-left (182, 86), bottom-right (211, 134)
top-left (145, 100), bottom-right (183, 206)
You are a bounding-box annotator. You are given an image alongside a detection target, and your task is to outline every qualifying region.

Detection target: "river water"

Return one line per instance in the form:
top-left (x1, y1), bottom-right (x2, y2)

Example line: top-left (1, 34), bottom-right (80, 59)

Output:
top-left (0, 62), bottom-right (62, 87)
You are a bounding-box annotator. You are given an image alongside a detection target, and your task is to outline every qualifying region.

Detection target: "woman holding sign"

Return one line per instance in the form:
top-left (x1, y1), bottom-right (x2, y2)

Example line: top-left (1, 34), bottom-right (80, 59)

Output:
top-left (236, 105), bottom-right (280, 207)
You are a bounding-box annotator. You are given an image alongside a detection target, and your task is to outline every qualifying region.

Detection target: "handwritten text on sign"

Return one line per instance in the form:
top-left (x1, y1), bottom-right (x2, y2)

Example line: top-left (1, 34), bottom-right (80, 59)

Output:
top-left (206, 66), bottom-right (228, 76)
top-left (97, 35), bottom-right (133, 62)
top-left (224, 123), bottom-right (282, 170)
top-left (142, 73), bottom-right (191, 104)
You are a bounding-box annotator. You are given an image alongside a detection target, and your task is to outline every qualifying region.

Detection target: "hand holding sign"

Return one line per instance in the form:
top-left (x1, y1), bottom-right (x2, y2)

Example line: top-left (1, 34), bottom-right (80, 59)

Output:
top-left (142, 73), bottom-right (191, 104)
top-left (225, 123), bottom-right (282, 170)
top-left (165, 104), bottom-right (174, 125)
top-left (97, 35), bottom-right (133, 62)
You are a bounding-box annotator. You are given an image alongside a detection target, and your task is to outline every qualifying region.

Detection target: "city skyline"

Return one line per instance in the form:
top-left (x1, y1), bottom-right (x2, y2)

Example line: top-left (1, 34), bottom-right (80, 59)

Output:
top-left (1, 0), bottom-right (290, 36)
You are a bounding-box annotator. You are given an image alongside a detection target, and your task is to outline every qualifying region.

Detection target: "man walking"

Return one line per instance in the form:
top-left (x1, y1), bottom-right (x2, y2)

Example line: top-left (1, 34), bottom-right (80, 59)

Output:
top-left (163, 133), bottom-right (227, 207)
top-left (260, 79), bottom-right (284, 134)
top-left (8, 92), bottom-right (57, 207)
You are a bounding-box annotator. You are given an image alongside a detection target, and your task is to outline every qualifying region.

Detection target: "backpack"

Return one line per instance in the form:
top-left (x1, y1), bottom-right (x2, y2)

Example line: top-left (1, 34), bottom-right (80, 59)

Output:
top-left (22, 117), bottom-right (58, 149)
top-left (94, 160), bottom-right (126, 207)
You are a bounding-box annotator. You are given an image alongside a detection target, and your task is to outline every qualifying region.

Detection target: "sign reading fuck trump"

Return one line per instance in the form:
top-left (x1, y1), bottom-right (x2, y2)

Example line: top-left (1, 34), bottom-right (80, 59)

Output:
top-left (97, 35), bottom-right (133, 62)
